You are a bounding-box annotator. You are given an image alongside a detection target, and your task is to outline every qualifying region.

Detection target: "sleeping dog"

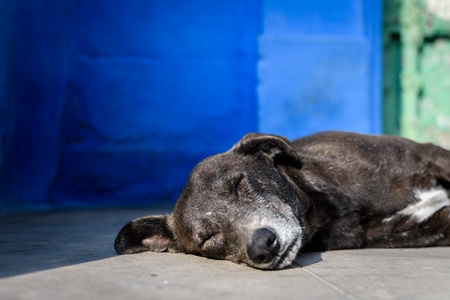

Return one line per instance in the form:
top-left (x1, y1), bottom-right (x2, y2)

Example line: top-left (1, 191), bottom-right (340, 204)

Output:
top-left (114, 131), bottom-right (450, 270)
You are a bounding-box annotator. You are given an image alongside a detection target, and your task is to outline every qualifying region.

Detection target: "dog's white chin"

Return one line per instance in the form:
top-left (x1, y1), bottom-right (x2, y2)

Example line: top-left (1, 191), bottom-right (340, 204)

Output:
top-left (240, 200), bottom-right (303, 270)
top-left (273, 236), bottom-right (302, 269)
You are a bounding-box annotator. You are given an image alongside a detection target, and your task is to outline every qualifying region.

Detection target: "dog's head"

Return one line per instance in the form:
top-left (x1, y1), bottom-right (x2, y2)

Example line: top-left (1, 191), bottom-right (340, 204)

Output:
top-left (115, 133), bottom-right (307, 269)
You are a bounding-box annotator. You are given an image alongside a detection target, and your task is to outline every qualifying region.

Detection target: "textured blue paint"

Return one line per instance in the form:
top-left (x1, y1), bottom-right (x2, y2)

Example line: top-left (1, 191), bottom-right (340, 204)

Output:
top-left (363, 0), bottom-right (382, 134)
top-left (0, 0), bottom-right (382, 212)
top-left (258, 0), bottom-right (381, 139)
top-left (259, 40), bottom-right (371, 137)
top-left (1, 0), bottom-right (260, 211)
top-left (1, 0), bottom-right (69, 210)
top-left (0, 0), bottom-right (9, 184)
top-left (262, 0), bottom-right (364, 37)
top-left (54, 0), bottom-right (259, 206)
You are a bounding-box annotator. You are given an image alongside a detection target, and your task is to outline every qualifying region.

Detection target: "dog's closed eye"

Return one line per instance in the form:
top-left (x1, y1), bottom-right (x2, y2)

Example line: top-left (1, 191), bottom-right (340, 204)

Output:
top-left (230, 174), bottom-right (244, 194)
top-left (199, 232), bottom-right (223, 250)
top-left (199, 233), bottom-right (216, 248)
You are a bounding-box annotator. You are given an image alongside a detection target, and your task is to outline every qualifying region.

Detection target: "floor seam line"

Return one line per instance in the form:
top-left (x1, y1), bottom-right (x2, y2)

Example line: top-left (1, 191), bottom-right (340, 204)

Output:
top-left (301, 267), bottom-right (359, 300)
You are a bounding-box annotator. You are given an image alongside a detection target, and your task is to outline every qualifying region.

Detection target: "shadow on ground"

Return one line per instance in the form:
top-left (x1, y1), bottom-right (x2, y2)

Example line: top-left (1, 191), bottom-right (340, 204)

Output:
top-left (2, 208), bottom-right (450, 300)
top-left (294, 251), bottom-right (323, 267)
top-left (0, 206), bottom-right (326, 278)
top-left (0, 206), bottom-right (172, 278)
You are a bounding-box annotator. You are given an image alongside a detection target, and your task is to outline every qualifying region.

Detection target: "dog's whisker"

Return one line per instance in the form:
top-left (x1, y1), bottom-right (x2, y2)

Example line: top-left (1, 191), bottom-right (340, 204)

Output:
top-left (295, 251), bottom-right (307, 258)
top-left (289, 260), bottom-right (303, 268)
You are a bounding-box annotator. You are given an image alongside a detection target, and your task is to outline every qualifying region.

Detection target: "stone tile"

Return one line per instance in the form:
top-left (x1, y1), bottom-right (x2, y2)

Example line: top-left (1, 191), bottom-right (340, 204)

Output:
top-left (1, 208), bottom-right (449, 300)
top-left (298, 248), bottom-right (450, 300)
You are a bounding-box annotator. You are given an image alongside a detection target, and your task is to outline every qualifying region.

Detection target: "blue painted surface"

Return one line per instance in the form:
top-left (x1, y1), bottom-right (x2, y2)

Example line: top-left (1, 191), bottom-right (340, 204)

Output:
top-left (2, 1), bottom-right (70, 210)
top-left (0, 0), bottom-right (381, 212)
top-left (258, 0), bottom-right (381, 139)
top-left (1, 0), bottom-right (259, 210)
top-left (0, 0), bottom-right (8, 192)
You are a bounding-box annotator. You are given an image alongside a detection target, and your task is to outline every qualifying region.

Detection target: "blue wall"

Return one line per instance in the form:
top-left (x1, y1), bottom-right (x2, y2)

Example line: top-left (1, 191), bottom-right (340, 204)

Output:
top-left (0, 0), bottom-right (11, 210)
top-left (0, 0), bottom-right (7, 164)
top-left (0, 0), bottom-right (381, 212)
top-left (259, 0), bottom-right (381, 139)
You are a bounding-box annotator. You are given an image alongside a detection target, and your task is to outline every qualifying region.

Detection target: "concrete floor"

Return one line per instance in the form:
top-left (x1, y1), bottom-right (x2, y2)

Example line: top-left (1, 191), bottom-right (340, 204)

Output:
top-left (1, 207), bottom-right (449, 300)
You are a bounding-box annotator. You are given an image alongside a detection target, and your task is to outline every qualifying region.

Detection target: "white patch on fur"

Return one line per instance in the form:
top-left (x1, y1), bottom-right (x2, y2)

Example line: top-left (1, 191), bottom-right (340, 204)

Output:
top-left (395, 188), bottom-right (450, 223)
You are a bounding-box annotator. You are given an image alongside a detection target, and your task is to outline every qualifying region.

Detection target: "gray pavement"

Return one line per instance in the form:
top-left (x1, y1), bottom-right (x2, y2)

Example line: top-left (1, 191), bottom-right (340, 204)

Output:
top-left (0, 207), bottom-right (449, 300)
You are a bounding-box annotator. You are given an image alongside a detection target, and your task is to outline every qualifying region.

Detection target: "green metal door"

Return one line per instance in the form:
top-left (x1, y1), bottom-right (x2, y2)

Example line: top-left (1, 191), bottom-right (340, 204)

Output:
top-left (383, 0), bottom-right (450, 148)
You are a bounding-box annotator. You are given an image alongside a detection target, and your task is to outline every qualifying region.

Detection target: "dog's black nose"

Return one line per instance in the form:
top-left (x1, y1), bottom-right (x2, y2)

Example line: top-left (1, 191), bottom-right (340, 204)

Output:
top-left (247, 228), bottom-right (280, 265)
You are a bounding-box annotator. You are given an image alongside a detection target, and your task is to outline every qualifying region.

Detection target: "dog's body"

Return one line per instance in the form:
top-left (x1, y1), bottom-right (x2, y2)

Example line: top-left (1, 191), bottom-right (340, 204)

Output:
top-left (115, 132), bottom-right (450, 269)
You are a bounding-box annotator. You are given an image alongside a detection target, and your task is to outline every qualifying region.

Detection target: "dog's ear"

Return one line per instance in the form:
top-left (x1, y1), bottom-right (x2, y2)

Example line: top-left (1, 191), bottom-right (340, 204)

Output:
top-left (231, 133), bottom-right (301, 167)
top-left (114, 215), bottom-right (180, 254)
